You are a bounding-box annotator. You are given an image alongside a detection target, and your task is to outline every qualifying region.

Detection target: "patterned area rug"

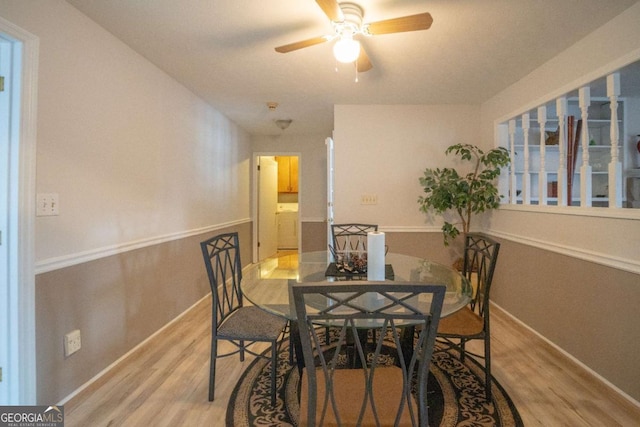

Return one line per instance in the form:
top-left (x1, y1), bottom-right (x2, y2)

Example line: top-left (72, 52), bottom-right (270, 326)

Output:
top-left (226, 339), bottom-right (523, 426)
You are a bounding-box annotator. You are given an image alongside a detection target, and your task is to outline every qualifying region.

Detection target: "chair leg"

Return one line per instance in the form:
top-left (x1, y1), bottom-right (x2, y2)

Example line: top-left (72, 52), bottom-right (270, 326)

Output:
top-left (484, 336), bottom-right (492, 401)
top-left (270, 341), bottom-right (278, 406)
top-left (209, 338), bottom-right (217, 401)
top-left (289, 336), bottom-right (294, 365)
top-left (459, 338), bottom-right (467, 362)
top-left (283, 320), bottom-right (293, 365)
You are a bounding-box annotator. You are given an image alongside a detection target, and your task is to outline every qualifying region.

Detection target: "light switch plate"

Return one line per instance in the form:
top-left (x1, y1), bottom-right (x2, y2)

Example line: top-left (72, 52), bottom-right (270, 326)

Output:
top-left (360, 194), bottom-right (378, 205)
top-left (36, 193), bottom-right (59, 216)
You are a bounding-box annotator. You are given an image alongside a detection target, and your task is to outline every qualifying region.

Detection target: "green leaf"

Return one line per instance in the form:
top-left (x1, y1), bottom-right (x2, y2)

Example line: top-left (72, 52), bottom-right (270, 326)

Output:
top-left (418, 143), bottom-right (511, 245)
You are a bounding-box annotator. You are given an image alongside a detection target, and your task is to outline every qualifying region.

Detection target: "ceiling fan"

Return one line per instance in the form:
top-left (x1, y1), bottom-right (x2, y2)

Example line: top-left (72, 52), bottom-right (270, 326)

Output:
top-left (275, 0), bottom-right (433, 72)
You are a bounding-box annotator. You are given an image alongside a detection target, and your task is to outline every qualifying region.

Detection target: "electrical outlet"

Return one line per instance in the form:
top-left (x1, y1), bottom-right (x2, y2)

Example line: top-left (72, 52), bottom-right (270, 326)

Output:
top-left (360, 194), bottom-right (378, 205)
top-left (64, 329), bottom-right (81, 356)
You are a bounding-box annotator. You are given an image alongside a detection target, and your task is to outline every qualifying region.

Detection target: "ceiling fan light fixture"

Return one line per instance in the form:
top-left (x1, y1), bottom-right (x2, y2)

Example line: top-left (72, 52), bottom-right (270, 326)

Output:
top-left (333, 35), bottom-right (360, 63)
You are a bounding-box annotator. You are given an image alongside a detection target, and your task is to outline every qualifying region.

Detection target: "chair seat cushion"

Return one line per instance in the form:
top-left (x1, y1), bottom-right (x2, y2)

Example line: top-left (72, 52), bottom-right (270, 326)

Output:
top-left (218, 306), bottom-right (286, 340)
top-left (299, 367), bottom-right (418, 426)
top-left (437, 306), bottom-right (484, 337)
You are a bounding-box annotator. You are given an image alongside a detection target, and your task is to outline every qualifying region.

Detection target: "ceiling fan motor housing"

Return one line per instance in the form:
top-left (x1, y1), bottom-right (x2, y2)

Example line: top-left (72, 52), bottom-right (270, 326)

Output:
top-left (335, 2), bottom-right (364, 35)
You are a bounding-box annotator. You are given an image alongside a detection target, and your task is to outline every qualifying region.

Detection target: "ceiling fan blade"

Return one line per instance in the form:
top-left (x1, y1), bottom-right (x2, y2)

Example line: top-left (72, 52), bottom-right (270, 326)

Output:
top-left (316, 0), bottom-right (344, 22)
top-left (357, 47), bottom-right (372, 72)
top-left (275, 36), bottom-right (330, 53)
top-left (366, 12), bottom-right (433, 35)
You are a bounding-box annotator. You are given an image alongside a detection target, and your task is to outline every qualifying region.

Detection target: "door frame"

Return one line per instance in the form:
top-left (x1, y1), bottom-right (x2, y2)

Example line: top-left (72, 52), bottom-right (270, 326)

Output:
top-left (252, 152), bottom-right (301, 263)
top-left (326, 137), bottom-right (334, 262)
top-left (0, 16), bottom-right (38, 405)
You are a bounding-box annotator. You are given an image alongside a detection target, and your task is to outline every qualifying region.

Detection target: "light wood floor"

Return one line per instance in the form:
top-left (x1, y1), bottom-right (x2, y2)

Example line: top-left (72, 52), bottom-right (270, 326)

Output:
top-left (64, 254), bottom-right (640, 426)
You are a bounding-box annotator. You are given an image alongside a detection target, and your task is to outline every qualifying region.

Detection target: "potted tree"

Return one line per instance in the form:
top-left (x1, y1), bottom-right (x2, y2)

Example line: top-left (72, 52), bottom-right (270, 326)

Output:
top-left (417, 143), bottom-right (510, 263)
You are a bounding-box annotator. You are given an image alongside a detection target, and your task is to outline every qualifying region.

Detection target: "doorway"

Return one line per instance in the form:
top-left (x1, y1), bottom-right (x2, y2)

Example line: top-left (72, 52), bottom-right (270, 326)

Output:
top-left (253, 154), bottom-right (300, 263)
top-left (0, 17), bottom-right (38, 405)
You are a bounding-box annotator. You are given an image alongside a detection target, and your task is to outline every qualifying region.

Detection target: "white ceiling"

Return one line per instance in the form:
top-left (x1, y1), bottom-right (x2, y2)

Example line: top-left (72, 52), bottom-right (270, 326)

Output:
top-left (65, 0), bottom-right (639, 136)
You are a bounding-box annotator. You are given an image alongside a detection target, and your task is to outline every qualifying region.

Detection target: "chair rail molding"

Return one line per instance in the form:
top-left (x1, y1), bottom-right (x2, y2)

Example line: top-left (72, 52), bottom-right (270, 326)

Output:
top-left (35, 218), bottom-right (251, 274)
top-left (487, 228), bottom-right (640, 275)
top-left (378, 225), bottom-right (443, 233)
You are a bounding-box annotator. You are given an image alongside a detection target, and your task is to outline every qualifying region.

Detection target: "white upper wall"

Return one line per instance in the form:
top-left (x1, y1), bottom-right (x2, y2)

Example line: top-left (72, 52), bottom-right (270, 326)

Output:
top-left (480, 2), bottom-right (640, 272)
top-left (1, 0), bottom-right (251, 266)
top-left (333, 104), bottom-right (481, 228)
top-left (481, 1), bottom-right (640, 140)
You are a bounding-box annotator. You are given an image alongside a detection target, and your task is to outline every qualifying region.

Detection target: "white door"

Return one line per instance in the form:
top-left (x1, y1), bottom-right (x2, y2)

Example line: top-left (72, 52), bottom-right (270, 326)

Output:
top-left (326, 137), bottom-right (335, 261)
top-left (258, 157), bottom-right (278, 260)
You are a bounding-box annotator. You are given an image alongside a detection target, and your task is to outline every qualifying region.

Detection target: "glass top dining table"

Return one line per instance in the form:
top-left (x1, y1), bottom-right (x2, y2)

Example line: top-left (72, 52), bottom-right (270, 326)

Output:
top-left (242, 251), bottom-right (472, 320)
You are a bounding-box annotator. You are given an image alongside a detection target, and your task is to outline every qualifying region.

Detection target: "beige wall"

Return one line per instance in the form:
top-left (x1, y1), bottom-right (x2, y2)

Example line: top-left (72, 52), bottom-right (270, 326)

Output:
top-left (36, 223), bottom-right (252, 404)
top-left (327, 5), bottom-right (640, 403)
top-left (476, 2), bottom-right (640, 402)
top-left (300, 222), bottom-right (327, 252)
top-left (333, 104), bottom-right (481, 228)
top-left (5, 0), bottom-right (640, 407)
top-left (491, 238), bottom-right (640, 401)
top-left (1, 0), bottom-right (252, 404)
top-left (300, 225), bottom-right (456, 262)
top-left (1, 0), bottom-right (252, 266)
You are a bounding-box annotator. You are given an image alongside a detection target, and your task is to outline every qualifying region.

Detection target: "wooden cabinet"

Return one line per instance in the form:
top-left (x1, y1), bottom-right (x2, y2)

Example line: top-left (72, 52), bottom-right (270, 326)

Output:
top-left (275, 156), bottom-right (298, 193)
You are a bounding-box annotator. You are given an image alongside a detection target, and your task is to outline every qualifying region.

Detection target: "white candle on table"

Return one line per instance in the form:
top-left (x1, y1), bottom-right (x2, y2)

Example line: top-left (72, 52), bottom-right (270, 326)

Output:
top-left (367, 231), bottom-right (385, 281)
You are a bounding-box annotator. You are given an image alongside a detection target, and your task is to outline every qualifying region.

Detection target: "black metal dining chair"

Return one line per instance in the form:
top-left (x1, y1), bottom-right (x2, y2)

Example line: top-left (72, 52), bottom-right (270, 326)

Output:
top-left (330, 223), bottom-right (378, 254)
top-left (293, 281), bottom-right (445, 427)
top-left (200, 232), bottom-right (288, 404)
top-left (436, 233), bottom-right (501, 400)
top-left (327, 223), bottom-right (379, 348)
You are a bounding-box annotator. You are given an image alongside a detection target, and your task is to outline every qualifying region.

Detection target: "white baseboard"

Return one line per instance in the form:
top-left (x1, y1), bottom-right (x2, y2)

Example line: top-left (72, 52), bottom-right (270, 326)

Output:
top-left (56, 294), bottom-right (211, 406)
top-left (491, 301), bottom-right (640, 409)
